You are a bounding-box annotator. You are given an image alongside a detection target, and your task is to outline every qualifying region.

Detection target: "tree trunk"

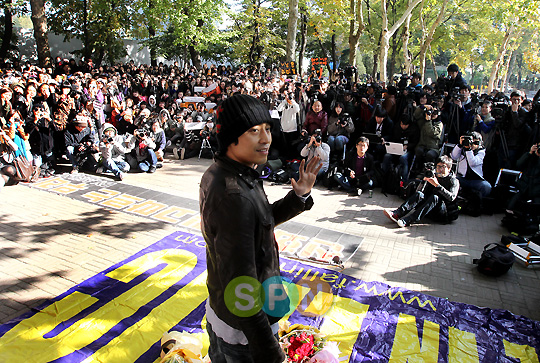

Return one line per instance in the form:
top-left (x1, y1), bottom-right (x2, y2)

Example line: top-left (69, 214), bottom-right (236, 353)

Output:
top-left (348, 0), bottom-right (365, 67)
top-left (189, 45), bottom-right (202, 69)
top-left (501, 49), bottom-right (515, 93)
top-left (401, 0), bottom-right (413, 75)
top-left (29, 0), bottom-right (52, 67)
top-left (516, 53), bottom-right (523, 88)
top-left (429, 44), bottom-right (437, 80)
top-left (418, 0), bottom-right (448, 81)
top-left (286, 0), bottom-right (299, 62)
top-left (331, 33), bottom-right (337, 80)
top-left (83, 0), bottom-right (90, 59)
top-left (1, 0), bottom-right (13, 62)
top-left (298, 11), bottom-right (307, 80)
top-left (488, 26), bottom-right (514, 93)
top-left (148, 0), bottom-right (157, 67)
top-left (248, 0), bottom-right (262, 67)
top-left (379, 0), bottom-right (422, 84)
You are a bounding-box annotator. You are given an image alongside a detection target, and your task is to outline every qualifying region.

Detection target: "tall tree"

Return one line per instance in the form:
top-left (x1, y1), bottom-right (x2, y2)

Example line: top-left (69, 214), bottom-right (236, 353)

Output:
top-left (348, 0), bottom-right (365, 67)
top-left (417, 0), bottom-right (449, 80)
top-left (1, 0), bottom-right (14, 62)
top-left (379, 0), bottom-right (422, 83)
top-left (29, 0), bottom-right (51, 66)
top-left (285, 0), bottom-right (299, 62)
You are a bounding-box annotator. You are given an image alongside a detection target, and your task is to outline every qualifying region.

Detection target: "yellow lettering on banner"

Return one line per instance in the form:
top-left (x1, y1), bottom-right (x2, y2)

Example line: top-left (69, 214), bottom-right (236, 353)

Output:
top-left (100, 194), bottom-right (144, 209)
top-left (0, 291), bottom-right (98, 360)
top-left (153, 206), bottom-right (196, 224)
top-left (124, 200), bottom-right (167, 216)
top-left (389, 314), bottom-right (439, 362)
top-left (32, 177), bottom-right (68, 189)
top-left (0, 249), bottom-right (197, 362)
top-left (297, 238), bottom-right (344, 262)
top-left (179, 215), bottom-right (202, 229)
top-left (275, 230), bottom-right (308, 254)
top-left (81, 189), bottom-right (121, 203)
top-left (503, 339), bottom-right (540, 363)
top-left (318, 296), bottom-right (370, 362)
top-left (52, 183), bottom-right (87, 194)
top-left (81, 272), bottom-right (208, 362)
top-left (448, 326), bottom-right (479, 362)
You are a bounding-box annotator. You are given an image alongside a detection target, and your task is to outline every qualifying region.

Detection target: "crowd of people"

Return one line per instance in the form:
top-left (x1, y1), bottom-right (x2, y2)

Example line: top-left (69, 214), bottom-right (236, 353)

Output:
top-left (1, 58), bottom-right (539, 226)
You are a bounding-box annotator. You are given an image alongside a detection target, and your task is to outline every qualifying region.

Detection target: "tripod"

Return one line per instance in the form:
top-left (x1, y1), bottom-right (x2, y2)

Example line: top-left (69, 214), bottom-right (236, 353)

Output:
top-left (198, 137), bottom-right (214, 161)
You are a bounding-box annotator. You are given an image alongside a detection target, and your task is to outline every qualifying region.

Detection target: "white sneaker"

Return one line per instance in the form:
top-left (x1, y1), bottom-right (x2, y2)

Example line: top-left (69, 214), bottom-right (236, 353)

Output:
top-left (357, 189), bottom-right (363, 196)
top-left (397, 219), bottom-right (407, 228)
top-left (180, 148), bottom-right (185, 160)
top-left (172, 147), bottom-right (179, 159)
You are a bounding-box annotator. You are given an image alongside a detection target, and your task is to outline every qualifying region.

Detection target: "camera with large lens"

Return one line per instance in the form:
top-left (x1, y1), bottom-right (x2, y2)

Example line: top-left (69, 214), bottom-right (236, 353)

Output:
top-left (315, 135), bottom-right (322, 143)
top-left (423, 162), bottom-right (436, 178)
top-left (103, 136), bottom-right (114, 144)
top-left (339, 113), bottom-right (351, 127)
top-left (461, 135), bottom-right (473, 147)
top-left (136, 129), bottom-right (148, 138)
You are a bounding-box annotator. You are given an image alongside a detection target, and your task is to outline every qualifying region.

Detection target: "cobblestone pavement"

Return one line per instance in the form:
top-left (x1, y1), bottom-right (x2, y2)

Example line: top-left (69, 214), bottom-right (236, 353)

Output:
top-left (1, 155), bottom-right (539, 325)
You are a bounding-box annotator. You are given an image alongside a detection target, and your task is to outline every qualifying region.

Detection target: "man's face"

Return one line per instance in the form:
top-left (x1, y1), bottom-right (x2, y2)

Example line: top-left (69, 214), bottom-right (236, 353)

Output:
top-left (356, 141), bottom-right (368, 156)
top-left (400, 122), bottom-right (409, 130)
top-left (481, 103), bottom-right (492, 116)
top-left (375, 116), bottom-right (384, 125)
top-left (448, 71), bottom-right (458, 79)
top-left (104, 129), bottom-right (115, 137)
top-left (411, 77), bottom-right (420, 86)
top-left (524, 103), bottom-right (533, 112)
top-left (436, 163), bottom-right (450, 177)
top-left (510, 95), bottom-right (522, 106)
top-left (226, 123), bottom-right (272, 167)
top-left (459, 88), bottom-right (470, 99)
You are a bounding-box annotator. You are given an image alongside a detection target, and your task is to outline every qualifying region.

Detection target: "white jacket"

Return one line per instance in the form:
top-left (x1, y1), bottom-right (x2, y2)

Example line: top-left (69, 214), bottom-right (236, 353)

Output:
top-left (450, 145), bottom-right (485, 179)
top-left (99, 123), bottom-right (136, 161)
top-left (276, 99), bottom-right (300, 133)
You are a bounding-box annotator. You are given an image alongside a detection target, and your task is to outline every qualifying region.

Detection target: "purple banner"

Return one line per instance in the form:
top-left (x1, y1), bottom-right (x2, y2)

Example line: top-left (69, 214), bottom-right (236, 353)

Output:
top-left (0, 230), bottom-right (538, 362)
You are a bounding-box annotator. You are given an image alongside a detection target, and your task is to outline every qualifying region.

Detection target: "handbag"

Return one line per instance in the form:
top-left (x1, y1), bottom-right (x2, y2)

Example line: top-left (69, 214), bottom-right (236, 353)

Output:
top-left (12, 154), bottom-right (40, 182)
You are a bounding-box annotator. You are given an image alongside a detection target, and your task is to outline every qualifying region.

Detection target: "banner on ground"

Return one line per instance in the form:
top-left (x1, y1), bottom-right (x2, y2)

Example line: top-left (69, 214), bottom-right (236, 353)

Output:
top-left (0, 231), bottom-right (538, 362)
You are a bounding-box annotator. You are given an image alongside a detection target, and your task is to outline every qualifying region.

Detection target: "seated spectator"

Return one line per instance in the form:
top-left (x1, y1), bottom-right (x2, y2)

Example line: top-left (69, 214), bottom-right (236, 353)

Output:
top-left (384, 155), bottom-right (459, 227)
top-left (381, 114), bottom-right (420, 183)
top-left (303, 100), bottom-right (328, 136)
top-left (98, 123), bottom-right (135, 180)
top-left (0, 128), bottom-right (18, 191)
top-left (338, 136), bottom-right (376, 196)
top-left (173, 115), bottom-right (202, 160)
top-left (507, 143), bottom-right (540, 210)
top-left (191, 102), bottom-right (209, 121)
top-left (65, 115), bottom-right (99, 173)
top-left (149, 117), bottom-right (166, 161)
top-left (450, 132), bottom-right (492, 198)
top-left (128, 128), bottom-right (158, 173)
top-left (327, 102), bottom-right (355, 161)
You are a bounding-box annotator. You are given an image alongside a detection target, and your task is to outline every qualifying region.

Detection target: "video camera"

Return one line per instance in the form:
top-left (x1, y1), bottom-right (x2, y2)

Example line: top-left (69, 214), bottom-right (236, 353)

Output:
top-left (423, 162), bottom-right (436, 178)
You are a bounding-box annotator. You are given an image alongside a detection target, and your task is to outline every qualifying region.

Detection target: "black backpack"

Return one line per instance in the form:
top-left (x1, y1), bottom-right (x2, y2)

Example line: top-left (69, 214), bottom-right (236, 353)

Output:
top-left (381, 164), bottom-right (404, 196)
top-left (473, 243), bottom-right (515, 277)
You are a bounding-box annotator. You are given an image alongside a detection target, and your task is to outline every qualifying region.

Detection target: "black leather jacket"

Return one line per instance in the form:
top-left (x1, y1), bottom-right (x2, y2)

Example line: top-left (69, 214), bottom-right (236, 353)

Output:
top-left (200, 155), bottom-right (313, 362)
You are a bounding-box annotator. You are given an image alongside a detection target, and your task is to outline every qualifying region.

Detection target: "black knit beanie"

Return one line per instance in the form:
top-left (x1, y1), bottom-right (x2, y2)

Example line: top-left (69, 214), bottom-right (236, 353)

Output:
top-left (215, 94), bottom-right (273, 153)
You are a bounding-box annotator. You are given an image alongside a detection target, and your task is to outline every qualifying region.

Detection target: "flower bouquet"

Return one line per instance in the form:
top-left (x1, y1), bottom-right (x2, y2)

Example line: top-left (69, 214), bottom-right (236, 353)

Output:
top-left (279, 322), bottom-right (340, 363)
top-left (159, 331), bottom-right (209, 363)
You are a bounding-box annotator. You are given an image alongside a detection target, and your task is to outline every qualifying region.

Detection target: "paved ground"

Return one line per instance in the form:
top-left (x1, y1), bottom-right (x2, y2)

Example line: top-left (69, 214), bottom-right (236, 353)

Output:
top-left (1, 154), bottom-right (539, 326)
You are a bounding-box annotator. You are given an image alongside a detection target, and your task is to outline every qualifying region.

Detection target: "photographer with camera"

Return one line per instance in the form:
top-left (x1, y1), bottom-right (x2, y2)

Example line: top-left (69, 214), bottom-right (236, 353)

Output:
top-left (507, 143), bottom-right (540, 211)
top-left (365, 106), bottom-right (394, 163)
top-left (496, 91), bottom-right (531, 169)
top-left (298, 129), bottom-right (329, 180)
top-left (98, 123), bottom-right (135, 180)
top-left (415, 106), bottom-right (443, 167)
top-left (384, 155), bottom-right (459, 227)
top-left (276, 90), bottom-right (301, 159)
top-left (65, 115), bottom-right (99, 174)
top-left (327, 102), bottom-right (355, 161)
top-left (451, 132), bottom-right (491, 198)
top-left (128, 125), bottom-right (158, 173)
top-left (445, 64), bottom-right (468, 93)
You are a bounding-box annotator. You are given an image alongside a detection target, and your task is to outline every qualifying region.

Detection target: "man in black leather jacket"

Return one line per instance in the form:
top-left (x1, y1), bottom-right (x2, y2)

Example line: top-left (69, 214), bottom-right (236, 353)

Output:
top-left (200, 94), bottom-right (321, 363)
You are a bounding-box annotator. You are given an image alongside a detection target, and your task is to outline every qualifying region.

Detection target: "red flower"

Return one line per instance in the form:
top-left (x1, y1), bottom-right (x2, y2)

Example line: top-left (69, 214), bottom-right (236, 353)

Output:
top-left (286, 333), bottom-right (315, 362)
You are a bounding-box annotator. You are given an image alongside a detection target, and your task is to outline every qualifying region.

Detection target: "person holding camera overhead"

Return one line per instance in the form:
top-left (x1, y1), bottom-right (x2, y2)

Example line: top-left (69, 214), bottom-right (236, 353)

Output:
top-left (384, 155), bottom-right (459, 227)
top-left (98, 123), bottom-right (135, 180)
top-left (327, 102), bottom-right (355, 161)
top-left (450, 131), bottom-right (492, 198)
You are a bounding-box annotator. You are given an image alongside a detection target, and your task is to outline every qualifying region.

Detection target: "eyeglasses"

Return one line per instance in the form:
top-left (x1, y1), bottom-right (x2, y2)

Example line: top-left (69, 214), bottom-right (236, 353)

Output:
top-left (436, 164), bottom-right (449, 169)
